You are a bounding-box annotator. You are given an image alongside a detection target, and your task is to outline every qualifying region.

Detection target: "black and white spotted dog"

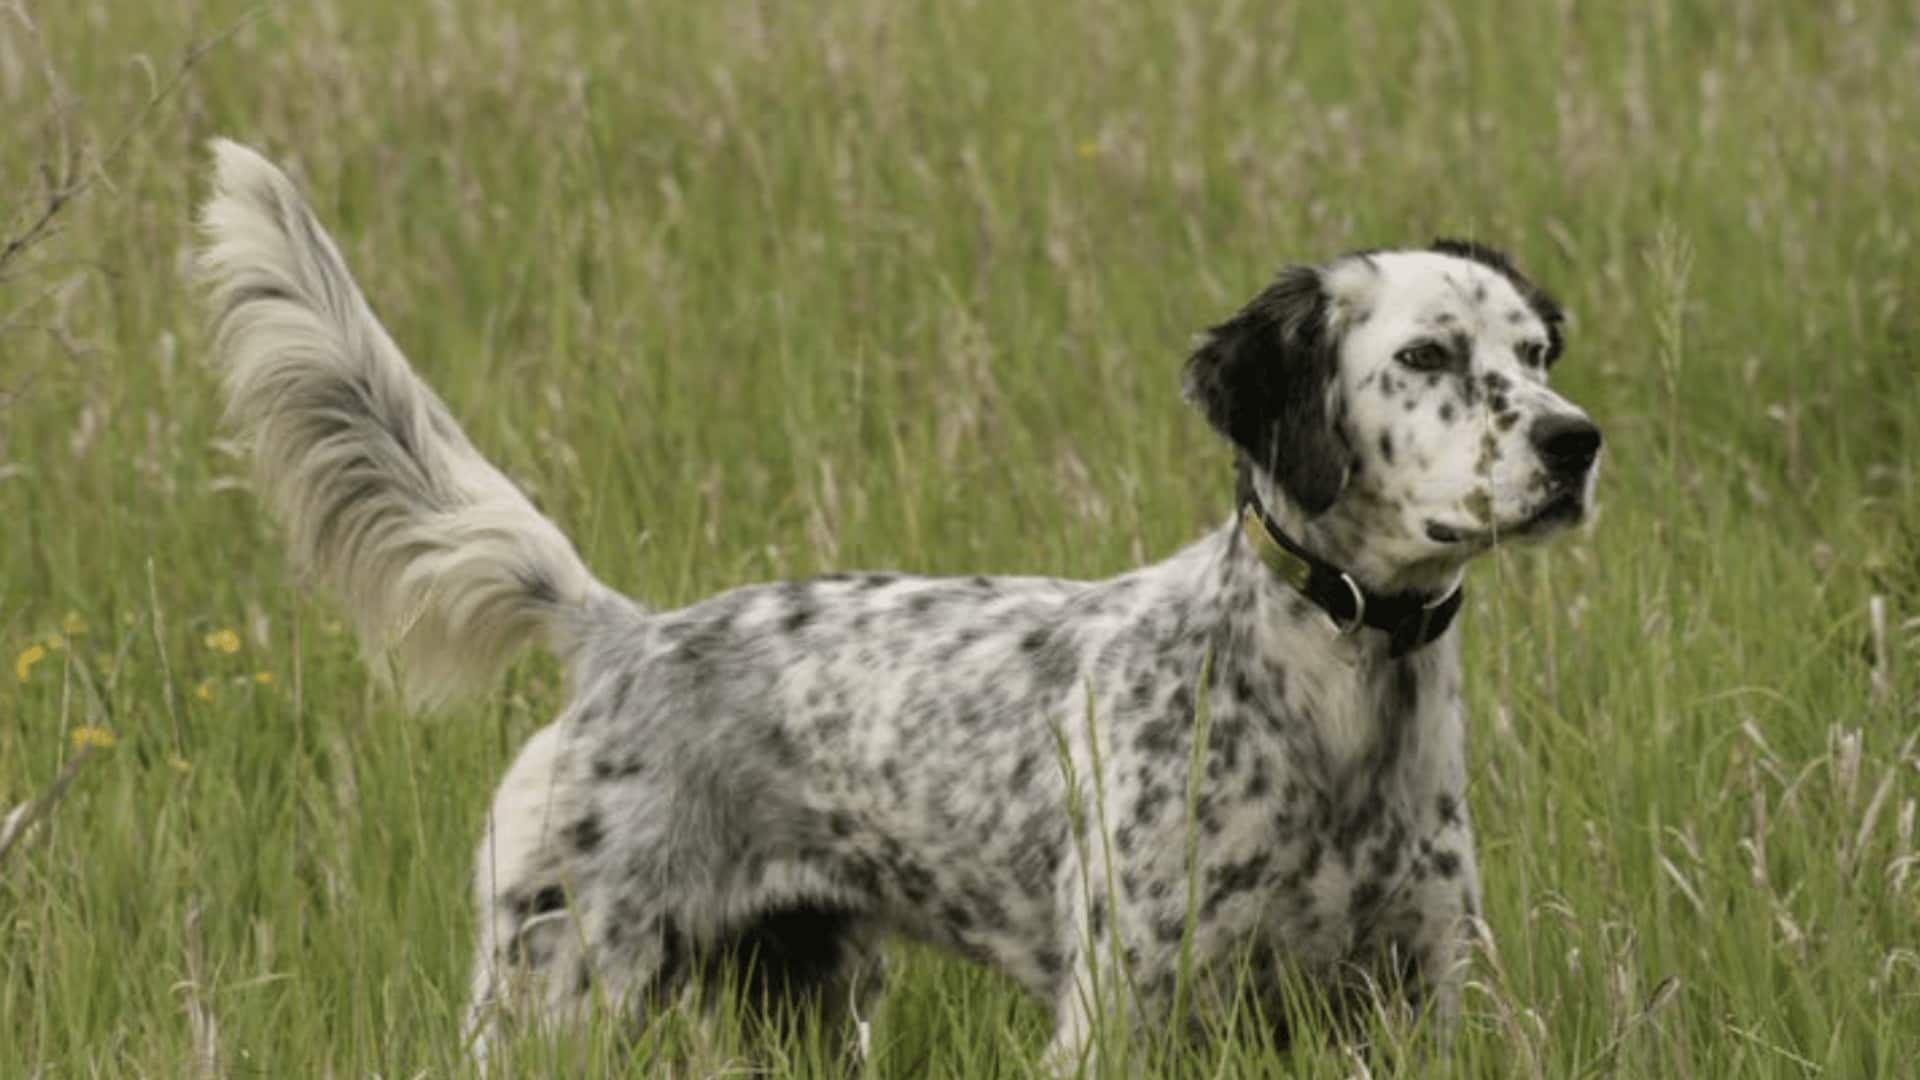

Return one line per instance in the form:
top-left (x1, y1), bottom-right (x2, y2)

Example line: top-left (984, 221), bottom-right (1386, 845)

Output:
top-left (198, 140), bottom-right (1600, 1065)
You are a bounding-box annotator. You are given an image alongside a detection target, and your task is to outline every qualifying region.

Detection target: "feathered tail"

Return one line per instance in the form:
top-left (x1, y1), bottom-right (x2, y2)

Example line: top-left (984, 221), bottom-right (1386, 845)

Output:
top-left (198, 139), bottom-right (602, 707)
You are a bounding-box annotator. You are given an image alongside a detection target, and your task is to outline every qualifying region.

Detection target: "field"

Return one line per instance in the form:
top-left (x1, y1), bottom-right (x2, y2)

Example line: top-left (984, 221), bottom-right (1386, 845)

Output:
top-left (4, 0), bottom-right (1918, 1075)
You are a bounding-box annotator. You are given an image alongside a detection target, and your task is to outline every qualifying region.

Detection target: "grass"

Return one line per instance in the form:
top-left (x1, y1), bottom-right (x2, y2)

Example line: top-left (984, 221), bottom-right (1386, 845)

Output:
top-left (3, 0), bottom-right (1918, 1074)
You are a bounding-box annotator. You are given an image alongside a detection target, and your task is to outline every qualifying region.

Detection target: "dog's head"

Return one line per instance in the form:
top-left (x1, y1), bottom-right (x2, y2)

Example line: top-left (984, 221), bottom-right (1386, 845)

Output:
top-left (1184, 240), bottom-right (1600, 591)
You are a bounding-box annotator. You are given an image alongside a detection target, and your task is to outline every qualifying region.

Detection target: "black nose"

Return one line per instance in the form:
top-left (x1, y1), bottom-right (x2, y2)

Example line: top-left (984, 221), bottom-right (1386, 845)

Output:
top-left (1530, 414), bottom-right (1602, 474)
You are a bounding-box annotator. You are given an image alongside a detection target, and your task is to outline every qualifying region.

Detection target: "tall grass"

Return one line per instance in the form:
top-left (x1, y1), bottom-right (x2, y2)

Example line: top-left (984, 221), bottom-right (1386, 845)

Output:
top-left (3, 0), bottom-right (1917, 1074)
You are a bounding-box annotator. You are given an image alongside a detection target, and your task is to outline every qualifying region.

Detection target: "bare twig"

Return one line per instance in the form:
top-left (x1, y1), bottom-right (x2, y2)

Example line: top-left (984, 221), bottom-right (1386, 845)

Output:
top-left (0, 3), bottom-right (267, 282)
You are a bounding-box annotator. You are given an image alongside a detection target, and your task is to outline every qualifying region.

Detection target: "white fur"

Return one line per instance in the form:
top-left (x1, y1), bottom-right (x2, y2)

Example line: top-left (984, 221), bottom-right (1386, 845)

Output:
top-left (198, 140), bottom-right (601, 708)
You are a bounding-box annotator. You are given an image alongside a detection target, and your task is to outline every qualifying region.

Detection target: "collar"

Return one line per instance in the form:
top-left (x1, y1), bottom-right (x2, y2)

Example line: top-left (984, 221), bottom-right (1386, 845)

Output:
top-left (1238, 499), bottom-right (1464, 657)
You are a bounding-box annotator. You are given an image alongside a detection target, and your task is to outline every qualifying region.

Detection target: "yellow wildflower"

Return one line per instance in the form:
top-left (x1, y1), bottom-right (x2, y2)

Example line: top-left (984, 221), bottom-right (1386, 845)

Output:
top-left (254, 671), bottom-right (275, 685)
top-left (194, 679), bottom-right (216, 702)
top-left (168, 755), bottom-right (192, 774)
top-left (15, 644), bottom-right (45, 681)
top-left (70, 726), bottom-right (117, 751)
top-left (46, 633), bottom-right (65, 651)
top-left (205, 628), bottom-right (242, 654)
top-left (1075, 139), bottom-right (1099, 159)
top-left (62, 611), bottom-right (87, 635)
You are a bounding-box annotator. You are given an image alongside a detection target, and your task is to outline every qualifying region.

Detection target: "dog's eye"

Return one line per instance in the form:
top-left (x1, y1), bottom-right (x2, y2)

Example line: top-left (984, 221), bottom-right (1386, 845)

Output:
top-left (1394, 342), bottom-right (1452, 372)
top-left (1518, 341), bottom-right (1547, 369)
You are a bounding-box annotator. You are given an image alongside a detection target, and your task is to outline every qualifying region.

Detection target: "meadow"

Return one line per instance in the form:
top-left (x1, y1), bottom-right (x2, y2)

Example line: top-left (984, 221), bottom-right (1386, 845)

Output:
top-left (3, 0), bottom-right (1917, 1074)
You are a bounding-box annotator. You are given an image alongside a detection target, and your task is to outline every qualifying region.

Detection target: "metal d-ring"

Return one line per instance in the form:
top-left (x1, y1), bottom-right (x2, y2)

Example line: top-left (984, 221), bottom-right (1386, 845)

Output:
top-left (1332, 571), bottom-right (1366, 635)
top-left (1426, 571), bottom-right (1467, 610)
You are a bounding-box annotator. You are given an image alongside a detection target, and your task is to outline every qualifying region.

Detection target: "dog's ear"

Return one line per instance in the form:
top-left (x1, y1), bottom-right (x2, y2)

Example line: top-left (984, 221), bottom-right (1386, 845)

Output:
top-left (1431, 237), bottom-right (1566, 364)
top-left (1183, 265), bottom-right (1352, 515)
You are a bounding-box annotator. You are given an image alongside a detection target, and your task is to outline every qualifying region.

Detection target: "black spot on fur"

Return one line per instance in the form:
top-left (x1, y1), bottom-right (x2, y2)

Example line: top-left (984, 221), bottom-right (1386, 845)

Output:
top-left (815, 711), bottom-right (851, 740)
top-left (1130, 676), bottom-right (1156, 709)
top-left (943, 902), bottom-right (975, 931)
top-left (937, 628), bottom-right (981, 662)
top-left (592, 755), bottom-right (643, 781)
top-left (517, 566), bottom-right (560, 606)
top-left (1201, 853), bottom-right (1272, 919)
top-left (967, 884), bottom-right (1015, 930)
top-left (1134, 715), bottom-right (1183, 755)
top-left (1009, 752), bottom-right (1042, 793)
top-left (1436, 792), bottom-right (1461, 826)
top-left (609, 671), bottom-right (635, 719)
top-left (1185, 265), bottom-right (1354, 515)
top-left (1433, 238), bottom-right (1567, 363)
top-left (880, 760), bottom-right (907, 801)
top-left (1154, 914), bottom-right (1188, 943)
top-left (1336, 793), bottom-right (1385, 861)
top-left (895, 860), bottom-right (937, 905)
top-left (1036, 948), bottom-right (1064, 979)
top-left (1432, 848), bottom-right (1462, 879)
top-left (568, 814), bottom-right (603, 854)
top-left (1131, 784), bottom-right (1171, 829)
top-left (1245, 759), bottom-right (1271, 799)
top-left (1021, 626), bottom-right (1079, 686)
top-left (782, 603), bottom-right (815, 633)
top-left (1377, 432), bottom-right (1394, 464)
top-left (231, 280), bottom-right (296, 308)
top-left (1439, 401), bottom-right (1456, 424)
top-left (516, 885), bottom-right (567, 919)
top-left (761, 724), bottom-right (802, 768)
top-left (1369, 820), bottom-right (1406, 879)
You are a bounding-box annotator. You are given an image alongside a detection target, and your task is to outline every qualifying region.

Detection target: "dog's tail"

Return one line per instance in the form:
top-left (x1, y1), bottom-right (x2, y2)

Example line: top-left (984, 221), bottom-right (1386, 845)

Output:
top-left (198, 139), bottom-right (608, 708)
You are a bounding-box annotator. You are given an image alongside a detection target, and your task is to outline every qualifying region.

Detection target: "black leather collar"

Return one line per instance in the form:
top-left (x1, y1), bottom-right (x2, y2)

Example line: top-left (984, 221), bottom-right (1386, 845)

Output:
top-left (1238, 498), bottom-right (1463, 657)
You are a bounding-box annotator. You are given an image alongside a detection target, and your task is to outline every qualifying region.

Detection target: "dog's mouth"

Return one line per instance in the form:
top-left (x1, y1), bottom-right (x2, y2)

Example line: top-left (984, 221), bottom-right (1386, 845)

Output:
top-left (1425, 489), bottom-right (1586, 546)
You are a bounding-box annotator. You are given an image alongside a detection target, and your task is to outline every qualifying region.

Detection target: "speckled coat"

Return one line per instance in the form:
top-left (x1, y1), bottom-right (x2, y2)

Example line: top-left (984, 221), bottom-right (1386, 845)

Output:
top-left (475, 520), bottom-right (1484, 1061)
top-left (197, 141), bottom-right (1599, 1068)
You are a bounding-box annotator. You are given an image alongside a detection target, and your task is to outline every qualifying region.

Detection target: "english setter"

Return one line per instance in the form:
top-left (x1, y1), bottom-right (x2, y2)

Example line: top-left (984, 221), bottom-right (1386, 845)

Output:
top-left (198, 140), bottom-right (1600, 1066)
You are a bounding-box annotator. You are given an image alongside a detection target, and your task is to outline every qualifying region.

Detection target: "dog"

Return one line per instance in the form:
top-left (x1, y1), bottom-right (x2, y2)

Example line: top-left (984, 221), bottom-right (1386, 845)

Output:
top-left (197, 139), bottom-right (1600, 1067)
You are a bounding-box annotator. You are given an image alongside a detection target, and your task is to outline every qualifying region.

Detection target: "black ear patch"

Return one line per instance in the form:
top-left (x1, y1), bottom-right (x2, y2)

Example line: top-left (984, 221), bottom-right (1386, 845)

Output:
top-left (1183, 265), bottom-right (1352, 516)
top-left (1430, 237), bottom-right (1567, 364)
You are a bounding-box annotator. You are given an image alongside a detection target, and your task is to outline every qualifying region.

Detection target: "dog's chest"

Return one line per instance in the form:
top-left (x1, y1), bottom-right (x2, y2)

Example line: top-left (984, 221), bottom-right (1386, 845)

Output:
top-left (1162, 629), bottom-right (1465, 966)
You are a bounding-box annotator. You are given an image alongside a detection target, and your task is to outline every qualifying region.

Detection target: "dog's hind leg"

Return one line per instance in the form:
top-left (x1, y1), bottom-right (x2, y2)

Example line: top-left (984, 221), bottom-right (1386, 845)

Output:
top-left (464, 721), bottom-right (588, 1057)
top-left (463, 720), bottom-right (704, 1064)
